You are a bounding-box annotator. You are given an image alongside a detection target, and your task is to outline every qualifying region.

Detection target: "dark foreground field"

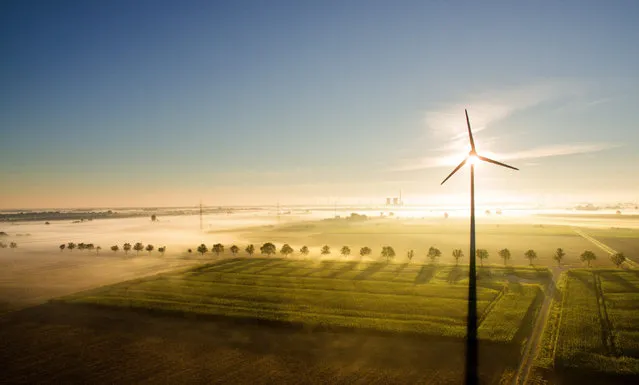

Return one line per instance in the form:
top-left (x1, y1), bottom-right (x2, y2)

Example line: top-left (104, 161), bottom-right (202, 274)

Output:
top-left (1, 302), bottom-right (519, 384)
top-left (1, 258), bottom-right (548, 384)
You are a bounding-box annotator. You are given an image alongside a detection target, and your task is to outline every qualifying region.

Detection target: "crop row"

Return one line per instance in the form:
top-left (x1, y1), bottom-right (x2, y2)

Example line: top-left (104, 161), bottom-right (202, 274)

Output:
top-left (109, 278), bottom-right (487, 321)
top-left (556, 271), bottom-right (606, 364)
top-left (180, 272), bottom-right (499, 301)
top-left (68, 294), bottom-right (469, 338)
top-left (478, 284), bottom-right (542, 343)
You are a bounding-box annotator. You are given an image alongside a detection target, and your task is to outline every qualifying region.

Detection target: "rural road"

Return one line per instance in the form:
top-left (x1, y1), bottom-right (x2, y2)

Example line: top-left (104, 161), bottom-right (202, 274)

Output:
top-left (572, 227), bottom-right (638, 268)
top-left (512, 267), bottom-right (560, 385)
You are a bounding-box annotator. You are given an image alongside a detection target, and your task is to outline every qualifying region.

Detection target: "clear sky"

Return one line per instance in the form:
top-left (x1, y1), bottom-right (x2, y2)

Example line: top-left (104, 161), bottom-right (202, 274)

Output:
top-left (1, 0), bottom-right (638, 209)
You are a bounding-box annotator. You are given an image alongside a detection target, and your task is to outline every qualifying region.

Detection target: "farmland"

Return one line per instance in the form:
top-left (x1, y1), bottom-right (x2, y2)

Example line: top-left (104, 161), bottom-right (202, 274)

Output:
top-left (60, 258), bottom-right (546, 343)
top-left (15, 257), bottom-right (545, 383)
top-left (532, 270), bottom-right (639, 384)
top-left (1, 214), bottom-right (638, 383)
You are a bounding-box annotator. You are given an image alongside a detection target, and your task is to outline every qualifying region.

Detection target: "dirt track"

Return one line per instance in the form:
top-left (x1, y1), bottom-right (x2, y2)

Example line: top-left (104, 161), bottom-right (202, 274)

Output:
top-left (512, 267), bottom-right (560, 384)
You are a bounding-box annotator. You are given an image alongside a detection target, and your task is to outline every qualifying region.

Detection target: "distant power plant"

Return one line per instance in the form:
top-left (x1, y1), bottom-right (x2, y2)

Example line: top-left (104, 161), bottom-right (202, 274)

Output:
top-left (385, 191), bottom-right (404, 206)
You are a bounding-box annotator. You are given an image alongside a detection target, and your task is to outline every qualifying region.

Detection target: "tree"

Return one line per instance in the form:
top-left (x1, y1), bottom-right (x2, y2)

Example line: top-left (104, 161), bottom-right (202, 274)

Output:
top-left (452, 249), bottom-right (464, 266)
top-left (280, 244), bottom-right (294, 258)
top-left (187, 248), bottom-right (192, 254)
top-left (145, 244), bottom-right (154, 254)
top-left (381, 246), bottom-right (396, 262)
top-left (245, 244), bottom-right (255, 256)
top-left (553, 248), bottom-right (565, 266)
top-left (580, 250), bottom-right (597, 267)
top-left (123, 243), bottom-right (132, 255)
top-left (610, 252), bottom-right (626, 268)
top-left (300, 245), bottom-right (309, 257)
top-left (67, 242), bottom-right (76, 251)
top-left (476, 249), bottom-right (489, 267)
top-left (59, 244), bottom-right (66, 252)
top-left (151, 214), bottom-right (157, 222)
top-left (96, 246), bottom-right (102, 255)
top-left (0, 242), bottom-right (6, 248)
top-left (524, 249), bottom-right (537, 266)
top-left (78, 243), bottom-right (86, 251)
top-left (111, 245), bottom-right (119, 253)
top-left (197, 244), bottom-right (208, 255)
top-left (158, 246), bottom-right (166, 255)
top-left (360, 247), bottom-right (372, 258)
top-left (133, 242), bottom-right (144, 255)
top-left (212, 243), bottom-right (224, 256)
top-left (498, 248), bottom-right (511, 266)
top-left (9, 242), bottom-right (17, 249)
top-left (407, 249), bottom-right (414, 262)
top-left (86, 244), bottom-right (95, 253)
top-left (340, 246), bottom-right (351, 258)
top-left (321, 245), bottom-right (331, 256)
top-left (260, 242), bottom-right (276, 257)
top-left (230, 245), bottom-right (239, 256)
top-left (427, 246), bottom-right (441, 264)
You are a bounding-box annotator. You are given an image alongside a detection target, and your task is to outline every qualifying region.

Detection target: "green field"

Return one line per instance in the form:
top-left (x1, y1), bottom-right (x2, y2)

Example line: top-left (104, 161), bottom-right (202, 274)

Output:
top-left (60, 258), bottom-right (546, 345)
top-left (533, 269), bottom-right (639, 384)
top-left (49, 257), bottom-right (551, 383)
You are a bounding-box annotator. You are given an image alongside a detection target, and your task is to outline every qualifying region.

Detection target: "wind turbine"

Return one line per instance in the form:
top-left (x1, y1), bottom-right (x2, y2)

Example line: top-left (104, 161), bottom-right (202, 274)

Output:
top-left (440, 109), bottom-right (518, 384)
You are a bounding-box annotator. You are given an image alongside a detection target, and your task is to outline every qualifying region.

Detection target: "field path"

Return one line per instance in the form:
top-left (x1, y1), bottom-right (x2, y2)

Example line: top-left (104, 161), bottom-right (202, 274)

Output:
top-left (512, 268), bottom-right (560, 385)
top-left (572, 227), bottom-right (638, 268)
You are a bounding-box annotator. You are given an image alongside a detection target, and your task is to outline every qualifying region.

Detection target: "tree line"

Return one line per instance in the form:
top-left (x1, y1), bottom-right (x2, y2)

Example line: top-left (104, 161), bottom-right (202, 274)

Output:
top-left (185, 243), bottom-right (628, 268)
top-left (54, 241), bottom-right (628, 268)
top-left (59, 242), bottom-right (166, 255)
top-left (0, 242), bottom-right (18, 249)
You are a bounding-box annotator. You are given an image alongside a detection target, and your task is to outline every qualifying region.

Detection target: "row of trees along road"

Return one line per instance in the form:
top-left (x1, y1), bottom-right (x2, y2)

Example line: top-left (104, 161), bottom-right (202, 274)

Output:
top-left (60, 242), bottom-right (166, 255)
top-left (186, 243), bottom-right (628, 268)
top-left (0, 242), bottom-right (18, 249)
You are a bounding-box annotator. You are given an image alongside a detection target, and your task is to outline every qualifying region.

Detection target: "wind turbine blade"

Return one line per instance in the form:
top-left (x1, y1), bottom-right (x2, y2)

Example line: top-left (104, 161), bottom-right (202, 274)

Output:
top-left (466, 109), bottom-right (476, 152)
top-left (477, 155), bottom-right (519, 171)
top-left (441, 157), bottom-right (468, 185)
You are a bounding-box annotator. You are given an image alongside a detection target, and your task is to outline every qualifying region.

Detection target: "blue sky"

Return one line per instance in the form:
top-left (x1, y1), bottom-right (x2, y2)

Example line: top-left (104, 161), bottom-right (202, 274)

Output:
top-left (1, 0), bottom-right (638, 208)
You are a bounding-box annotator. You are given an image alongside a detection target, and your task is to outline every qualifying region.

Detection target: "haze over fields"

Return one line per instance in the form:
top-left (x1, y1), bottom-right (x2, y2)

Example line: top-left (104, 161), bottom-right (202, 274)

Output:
top-left (2, 0), bottom-right (639, 384)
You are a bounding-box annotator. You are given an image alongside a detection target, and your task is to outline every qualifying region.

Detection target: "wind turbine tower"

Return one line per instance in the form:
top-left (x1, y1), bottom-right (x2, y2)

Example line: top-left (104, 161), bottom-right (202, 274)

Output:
top-left (440, 109), bottom-right (518, 384)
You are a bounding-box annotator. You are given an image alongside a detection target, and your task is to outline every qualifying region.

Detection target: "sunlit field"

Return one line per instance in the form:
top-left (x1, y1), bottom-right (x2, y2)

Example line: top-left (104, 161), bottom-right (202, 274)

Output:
top-left (59, 258), bottom-right (546, 342)
top-left (38, 257), bottom-right (547, 383)
top-left (1, 211), bottom-right (639, 384)
top-left (533, 270), bottom-right (639, 384)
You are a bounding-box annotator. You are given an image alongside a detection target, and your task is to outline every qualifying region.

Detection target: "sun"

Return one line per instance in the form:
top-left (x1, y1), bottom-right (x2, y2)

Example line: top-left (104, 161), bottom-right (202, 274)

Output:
top-left (468, 155), bottom-right (479, 165)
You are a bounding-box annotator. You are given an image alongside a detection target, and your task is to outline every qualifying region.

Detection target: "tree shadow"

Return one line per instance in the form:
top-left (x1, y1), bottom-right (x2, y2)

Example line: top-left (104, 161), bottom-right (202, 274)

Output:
top-left (189, 258), bottom-right (246, 275)
top-left (353, 262), bottom-right (386, 280)
top-left (224, 258), bottom-right (283, 274)
top-left (447, 266), bottom-right (466, 284)
top-left (394, 263), bottom-right (409, 275)
top-left (326, 261), bottom-right (360, 279)
top-left (252, 259), bottom-right (296, 274)
top-left (599, 271), bottom-right (639, 293)
top-left (300, 261), bottom-right (335, 277)
top-left (571, 271), bottom-right (597, 293)
top-left (414, 265), bottom-right (437, 285)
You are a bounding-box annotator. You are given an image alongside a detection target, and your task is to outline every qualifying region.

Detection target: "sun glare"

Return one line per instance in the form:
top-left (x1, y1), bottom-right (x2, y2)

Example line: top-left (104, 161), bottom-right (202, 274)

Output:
top-left (468, 155), bottom-right (479, 165)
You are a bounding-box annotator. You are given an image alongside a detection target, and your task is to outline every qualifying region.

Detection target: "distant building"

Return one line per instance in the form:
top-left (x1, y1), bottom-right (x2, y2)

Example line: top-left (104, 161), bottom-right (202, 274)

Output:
top-left (386, 197), bottom-right (391, 205)
top-left (393, 197), bottom-right (399, 205)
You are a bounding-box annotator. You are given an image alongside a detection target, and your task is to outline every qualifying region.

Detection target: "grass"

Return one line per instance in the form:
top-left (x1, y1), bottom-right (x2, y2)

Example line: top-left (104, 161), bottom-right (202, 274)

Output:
top-left (61, 258), bottom-right (546, 345)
